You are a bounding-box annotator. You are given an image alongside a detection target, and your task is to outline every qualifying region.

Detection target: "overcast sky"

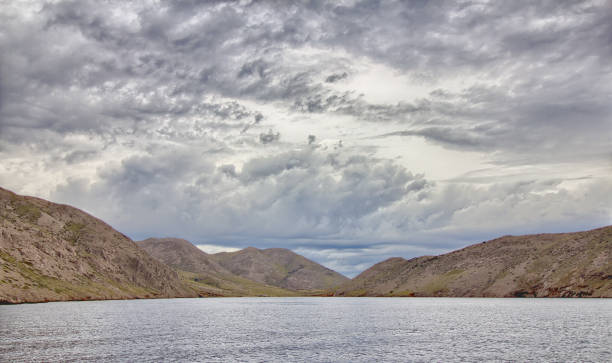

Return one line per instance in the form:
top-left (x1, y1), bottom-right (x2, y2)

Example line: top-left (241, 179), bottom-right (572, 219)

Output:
top-left (1, 0), bottom-right (611, 276)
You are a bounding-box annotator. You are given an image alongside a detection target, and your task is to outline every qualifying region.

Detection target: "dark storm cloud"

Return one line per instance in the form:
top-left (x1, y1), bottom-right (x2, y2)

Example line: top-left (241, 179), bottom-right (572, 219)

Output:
top-left (1, 1), bottom-right (266, 145)
top-left (325, 72), bottom-right (348, 83)
top-left (3, 0), bottom-right (609, 155)
top-left (328, 1), bottom-right (612, 72)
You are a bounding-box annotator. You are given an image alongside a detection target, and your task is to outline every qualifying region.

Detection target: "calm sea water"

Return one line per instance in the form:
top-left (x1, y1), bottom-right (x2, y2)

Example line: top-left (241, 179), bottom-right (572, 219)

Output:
top-left (0, 297), bottom-right (610, 362)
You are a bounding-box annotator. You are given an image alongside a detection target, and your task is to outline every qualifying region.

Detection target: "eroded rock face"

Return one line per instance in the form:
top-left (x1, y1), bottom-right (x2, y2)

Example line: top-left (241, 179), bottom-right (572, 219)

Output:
top-left (0, 187), bottom-right (196, 303)
top-left (335, 226), bottom-right (612, 298)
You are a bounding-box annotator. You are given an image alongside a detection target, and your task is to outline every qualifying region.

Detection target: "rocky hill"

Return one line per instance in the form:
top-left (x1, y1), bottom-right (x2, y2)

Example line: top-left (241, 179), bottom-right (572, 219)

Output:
top-left (0, 187), bottom-right (196, 303)
top-left (335, 226), bottom-right (612, 297)
top-left (3, 185), bottom-right (609, 302)
top-left (210, 247), bottom-right (349, 291)
top-left (137, 238), bottom-right (231, 276)
top-left (137, 238), bottom-right (300, 296)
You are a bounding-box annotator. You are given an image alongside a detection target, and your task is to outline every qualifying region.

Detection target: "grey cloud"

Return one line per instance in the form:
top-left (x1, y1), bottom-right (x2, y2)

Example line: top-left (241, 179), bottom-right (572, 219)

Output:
top-left (241, 112), bottom-right (264, 133)
top-left (379, 126), bottom-right (493, 150)
top-left (293, 91), bottom-right (356, 114)
top-left (64, 150), bottom-right (98, 164)
top-left (2, 0), bottom-right (611, 276)
top-left (238, 59), bottom-right (271, 80)
top-left (219, 164), bottom-right (237, 178)
top-left (326, 1), bottom-right (612, 73)
top-left (238, 149), bottom-right (313, 182)
top-left (259, 129), bottom-right (280, 144)
top-left (5, 0), bottom-right (608, 161)
top-left (374, 76), bottom-right (611, 163)
top-left (325, 72), bottom-right (348, 83)
top-left (52, 146), bottom-right (428, 243)
top-left (50, 146), bottom-right (612, 277)
top-left (1, 1), bottom-right (266, 144)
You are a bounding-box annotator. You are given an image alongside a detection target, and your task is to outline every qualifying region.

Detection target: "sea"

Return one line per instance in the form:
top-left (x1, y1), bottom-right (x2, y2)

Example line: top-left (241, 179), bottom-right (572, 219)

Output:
top-left (1, 297), bottom-right (610, 362)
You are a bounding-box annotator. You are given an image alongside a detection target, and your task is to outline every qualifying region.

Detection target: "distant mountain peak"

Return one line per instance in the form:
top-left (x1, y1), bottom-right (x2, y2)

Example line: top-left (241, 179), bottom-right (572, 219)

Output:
top-left (209, 246), bottom-right (349, 291)
top-left (139, 238), bottom-right (349, 291)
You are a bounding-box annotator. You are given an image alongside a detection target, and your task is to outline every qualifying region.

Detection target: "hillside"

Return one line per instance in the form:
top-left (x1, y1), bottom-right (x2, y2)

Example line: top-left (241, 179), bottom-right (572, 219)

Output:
top-left (3, 185), bottom-right (608, 302)
top-left (211, 247), bottom-right (350, 291)
top-left (335, 226), bottom-right (612, 297)
top-left (0, 187), bottom-right (196, 303)
top-left (137, 238), bottom-right (300, 296)
top-left (137, 238), bottom-right (231, 276)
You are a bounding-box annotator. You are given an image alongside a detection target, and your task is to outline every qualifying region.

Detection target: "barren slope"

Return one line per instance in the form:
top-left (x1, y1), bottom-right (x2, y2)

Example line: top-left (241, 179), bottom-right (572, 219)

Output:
top-left (211, 247), bottom-right (349, 290)
top-left (335, 226), bottom-right (612, 297)
top-left (0, 187), bottom-right (196, 303)
top-left (137, 238), bottom-right (231, 276)
top-left (138, 238), bottom-right (300, 296)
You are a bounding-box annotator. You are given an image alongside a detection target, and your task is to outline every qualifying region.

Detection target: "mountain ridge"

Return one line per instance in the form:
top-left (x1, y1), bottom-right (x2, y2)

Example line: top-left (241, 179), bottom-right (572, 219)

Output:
top-left (138, 238), bottom-right (349, 293)
top-left (210, 246), bottom-right (350, 290)
top-left (334, 226), bottom-right (612, 297)
top-left (2, 186), bottom-right (609, 303)
top-left (136, 238), bottom-right (302, 296)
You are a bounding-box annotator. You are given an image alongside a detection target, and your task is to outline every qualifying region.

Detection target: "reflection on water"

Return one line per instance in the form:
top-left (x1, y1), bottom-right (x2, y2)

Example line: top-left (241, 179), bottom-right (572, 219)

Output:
top-left (1, 297), bottom-right (610, 362)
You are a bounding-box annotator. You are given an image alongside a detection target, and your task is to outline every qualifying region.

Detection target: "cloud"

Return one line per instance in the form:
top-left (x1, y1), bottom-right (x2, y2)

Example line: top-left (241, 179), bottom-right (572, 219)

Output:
top-left (325, 72), bottom-right (348, 83)
top-left (1, 0), bottom-right (610, 276)
top-left (259, 129), bottom-right (280, 144)
top-left (196, 244), bottom-right (240, 254)
top-left (50, 142), bottom-right (612, 276)
top-left (51, 146), bottom-right (427, 243)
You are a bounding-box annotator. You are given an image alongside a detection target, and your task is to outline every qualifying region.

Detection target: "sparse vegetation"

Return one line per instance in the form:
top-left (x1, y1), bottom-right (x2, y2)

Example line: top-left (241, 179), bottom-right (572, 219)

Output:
top-left (62, 221), bottom-right (86, 245)
top-left (14, 203), bottom-right (41, 223)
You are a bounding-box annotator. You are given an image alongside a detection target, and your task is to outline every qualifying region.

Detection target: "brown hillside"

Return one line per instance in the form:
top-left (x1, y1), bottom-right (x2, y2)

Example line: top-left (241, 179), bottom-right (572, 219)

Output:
top-left (137, 238), bottom-right (300, 296)
top-left (0, 187), bottom-right (196, 303)
top-left (211, 247), bottom-right (349, 290)
top-left (335, 226), bottom-right (612, 297)
top-left (137, 238), bottom-right (230, 276)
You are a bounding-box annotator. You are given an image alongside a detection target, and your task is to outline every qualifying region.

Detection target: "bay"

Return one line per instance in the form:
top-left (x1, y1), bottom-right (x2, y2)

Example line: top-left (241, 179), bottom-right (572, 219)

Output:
top-left (1, 297), bottom-right (610, 362)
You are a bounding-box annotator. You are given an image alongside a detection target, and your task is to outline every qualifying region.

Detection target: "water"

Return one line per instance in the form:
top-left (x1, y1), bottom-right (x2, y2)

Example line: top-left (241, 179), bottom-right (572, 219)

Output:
top-left (1, 297), bottom-right (610, 362)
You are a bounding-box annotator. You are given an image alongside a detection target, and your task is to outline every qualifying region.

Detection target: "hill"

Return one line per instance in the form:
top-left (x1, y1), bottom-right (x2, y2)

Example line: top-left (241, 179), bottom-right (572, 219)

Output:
top-left (137, 238), bottom-right (300, 296)
top-left (335, 226), bottom-right (612, 297)
top-left (3, 185), bottom-right (608, 302)
top-left (0, 187), bottom-right (196, 303)
top-left (210, 247), bottom-right (349, 291)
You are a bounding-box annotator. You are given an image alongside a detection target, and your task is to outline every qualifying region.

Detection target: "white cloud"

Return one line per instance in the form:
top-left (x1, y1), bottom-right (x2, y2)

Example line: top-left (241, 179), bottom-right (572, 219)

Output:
top-left (196, 244), bottom-right (240, 254)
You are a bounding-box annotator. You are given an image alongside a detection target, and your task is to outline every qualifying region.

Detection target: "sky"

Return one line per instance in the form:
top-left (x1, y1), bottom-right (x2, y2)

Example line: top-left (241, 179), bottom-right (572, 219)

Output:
top-left (1, 0), bottom-right (611, 277)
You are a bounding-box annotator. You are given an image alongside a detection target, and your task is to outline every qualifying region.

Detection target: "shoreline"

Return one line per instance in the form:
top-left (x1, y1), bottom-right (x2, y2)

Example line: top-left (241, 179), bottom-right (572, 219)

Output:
top-left (2, 294), bottom-right (610, 305)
